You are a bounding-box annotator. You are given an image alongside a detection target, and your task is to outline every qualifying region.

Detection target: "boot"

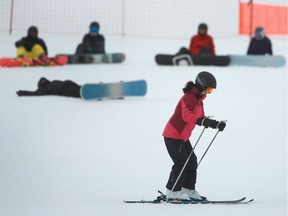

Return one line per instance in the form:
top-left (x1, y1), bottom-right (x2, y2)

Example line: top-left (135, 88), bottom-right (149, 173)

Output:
top-left (181, 187), bottom-right (202, 200)
top-left (166, 189), bottom-right (190, 200)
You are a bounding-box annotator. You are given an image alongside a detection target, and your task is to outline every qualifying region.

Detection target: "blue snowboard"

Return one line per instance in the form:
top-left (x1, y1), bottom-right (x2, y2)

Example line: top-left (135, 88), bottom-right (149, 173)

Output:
top-left (80, 80), bottom-right (147, 100)
top-left (229, 55), bottom-right (286, 67)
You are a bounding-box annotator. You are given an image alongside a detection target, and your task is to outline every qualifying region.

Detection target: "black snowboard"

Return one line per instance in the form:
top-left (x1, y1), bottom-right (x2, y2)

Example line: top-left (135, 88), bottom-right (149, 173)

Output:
top-left (155, 54), bottom-right (230, 66)
top-left (56, 53), bottom-right (125, 64)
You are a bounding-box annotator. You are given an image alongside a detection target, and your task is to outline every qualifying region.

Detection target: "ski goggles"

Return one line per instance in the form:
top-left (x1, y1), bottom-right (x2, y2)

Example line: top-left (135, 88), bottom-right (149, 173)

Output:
top-left (90, 26), bottom-right (99, 33)
top-left (205, 87), bottom-right (215, 94)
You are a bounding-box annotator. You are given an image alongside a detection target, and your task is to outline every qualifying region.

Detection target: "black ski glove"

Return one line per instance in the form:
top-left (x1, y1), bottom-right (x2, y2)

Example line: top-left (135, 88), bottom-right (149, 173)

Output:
top-left (210, 120), bottom-right (219, 129)
top-left (210, 120), bottom-right (226, 131)
top-left (16, 90), bottom-right (41, 96)
top-left (196, 117), bottom-right (213, 128)
top-left (217, 121), bottom-right (226, 131)
top-left (15, 40), bottom-right (24, 48)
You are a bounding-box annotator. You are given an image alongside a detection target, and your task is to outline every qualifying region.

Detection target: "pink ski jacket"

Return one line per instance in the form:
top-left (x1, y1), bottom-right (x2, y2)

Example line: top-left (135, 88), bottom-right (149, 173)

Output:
top-left (162, 87), bottom-right (206, 142)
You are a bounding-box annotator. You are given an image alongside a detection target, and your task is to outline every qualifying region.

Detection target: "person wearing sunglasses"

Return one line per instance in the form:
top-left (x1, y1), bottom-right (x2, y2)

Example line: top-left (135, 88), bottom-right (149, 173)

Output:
top-left (75, 21), bottom-right (105, 54)
top-left (162, 71), bottom-right (226, 201)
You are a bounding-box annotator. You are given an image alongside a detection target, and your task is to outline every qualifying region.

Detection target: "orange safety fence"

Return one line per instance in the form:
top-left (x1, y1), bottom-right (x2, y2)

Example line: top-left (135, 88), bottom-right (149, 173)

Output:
top-left (239, 2), bottom-right (288, 35)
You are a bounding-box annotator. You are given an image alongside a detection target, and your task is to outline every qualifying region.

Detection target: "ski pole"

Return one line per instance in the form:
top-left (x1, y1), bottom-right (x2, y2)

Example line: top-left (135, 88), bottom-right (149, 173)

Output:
top-left (170, 127), bottom-right (206, 193)
top-left (197, 120), bottom-right (227, 167)
top-left (169, 116), bottom-right (215, 195)
top-left (197, 130), bottom-right (219, 167)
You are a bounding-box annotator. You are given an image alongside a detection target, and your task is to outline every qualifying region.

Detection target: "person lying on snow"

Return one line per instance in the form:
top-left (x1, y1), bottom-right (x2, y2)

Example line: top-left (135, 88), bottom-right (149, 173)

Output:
top-left (16, 77), bottom-right (81, 98)
top-left (16, 78), bottom-right (128, 99)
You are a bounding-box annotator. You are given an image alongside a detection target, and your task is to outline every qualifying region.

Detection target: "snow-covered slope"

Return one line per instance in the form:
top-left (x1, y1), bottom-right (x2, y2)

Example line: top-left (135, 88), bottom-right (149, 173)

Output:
top-left (0, 34), bottom-right (287, 216)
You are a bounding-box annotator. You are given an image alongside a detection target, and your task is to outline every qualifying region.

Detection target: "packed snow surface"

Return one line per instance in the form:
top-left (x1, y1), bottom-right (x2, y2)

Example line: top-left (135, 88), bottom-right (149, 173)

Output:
top-left (0, 33), bottom-right (287, 216)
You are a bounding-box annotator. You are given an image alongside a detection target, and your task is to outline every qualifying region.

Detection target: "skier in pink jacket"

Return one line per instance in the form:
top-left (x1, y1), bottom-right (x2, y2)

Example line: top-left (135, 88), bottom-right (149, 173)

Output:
top-left (163, 71), bottom-right (226, 200)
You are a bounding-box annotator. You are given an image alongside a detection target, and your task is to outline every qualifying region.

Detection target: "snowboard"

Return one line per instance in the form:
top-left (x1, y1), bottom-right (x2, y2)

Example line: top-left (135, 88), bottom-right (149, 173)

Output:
top-left (0, 56), bottom-right (67, 67)
top-left (155, 54), bottom-right (230, 66)
top-left (229, 55), bottom-right (286, 67)
top-left (57, 53), bottom-right (125, 64)
top-left (80, 80), bottom-right (147, 100)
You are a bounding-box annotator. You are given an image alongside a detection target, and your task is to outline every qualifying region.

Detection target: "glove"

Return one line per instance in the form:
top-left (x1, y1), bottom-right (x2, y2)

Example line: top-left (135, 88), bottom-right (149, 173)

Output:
top-left (17, 90), bottom-right (30, 96)
top-left (217, 121), bottom-right (226, 131)
top-left (196, 117), bottom-right (213, 128)
top-left (16, 90), bottom-right (41, 96)
top-left (209, 120), bottom-right (219, 129)
top-left (15, 40), bottom-right (24, 47)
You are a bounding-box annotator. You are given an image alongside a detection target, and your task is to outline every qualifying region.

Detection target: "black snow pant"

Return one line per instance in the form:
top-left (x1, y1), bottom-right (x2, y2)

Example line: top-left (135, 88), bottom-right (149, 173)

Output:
top-left (177, 47), bottom-right (211, 56)
top-left (165, 137), bottom-right (198, 191)
top-left (17, 78), bottom-right (81, 98)
top-left (75, 43), bottom-right (105, 54)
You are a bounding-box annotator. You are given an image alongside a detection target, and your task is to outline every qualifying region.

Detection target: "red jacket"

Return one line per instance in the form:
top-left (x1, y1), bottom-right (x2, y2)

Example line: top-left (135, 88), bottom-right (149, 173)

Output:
top-left (162, 87), bottom-right (206, 142)
top-left (189, 34), bottom-right (215, 56)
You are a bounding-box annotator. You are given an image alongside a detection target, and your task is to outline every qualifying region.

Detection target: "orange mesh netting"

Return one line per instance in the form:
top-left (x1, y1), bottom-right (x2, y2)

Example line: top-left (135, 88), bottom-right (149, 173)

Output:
top-left (239, 2), bottom-right (287, 35)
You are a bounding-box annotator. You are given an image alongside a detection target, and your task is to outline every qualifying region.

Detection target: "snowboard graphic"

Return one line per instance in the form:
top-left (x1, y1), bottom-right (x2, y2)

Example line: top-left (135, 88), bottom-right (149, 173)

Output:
top-left (80, 80), bottom-right (147, 100)
top-left (0, 56), bottom-right (67, 67)
top-left (57, 53), bottom-right (125, 64)
top-left (155, 54), bottom-right (230, 66)
top-left (229, 55), bottom-right (286, 67)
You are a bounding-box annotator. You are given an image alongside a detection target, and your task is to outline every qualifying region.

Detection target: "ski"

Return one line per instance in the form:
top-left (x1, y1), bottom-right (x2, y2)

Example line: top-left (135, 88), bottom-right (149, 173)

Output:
top-left (168, 197), bottom-right (254, 204)
top-left (124, 197), bottom-right (254, 204)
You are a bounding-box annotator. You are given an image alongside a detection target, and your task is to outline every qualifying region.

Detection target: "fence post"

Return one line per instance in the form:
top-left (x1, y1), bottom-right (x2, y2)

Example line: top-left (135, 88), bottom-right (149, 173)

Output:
top-left (9, 0), bottom-right (14, 34)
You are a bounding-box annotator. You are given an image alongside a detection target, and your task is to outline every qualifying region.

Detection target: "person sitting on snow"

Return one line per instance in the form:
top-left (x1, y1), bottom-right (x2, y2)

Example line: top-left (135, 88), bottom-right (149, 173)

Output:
top-left (15, 26), bottom-right (48, 59)
top-left (247, 27), bottom-right (272, 55)
top-left (75, 21), bottom-right (105, 54)
top-left (176, 23), bottom-right (216, 57)
top-left (189, 23), bottom-right (216, 56)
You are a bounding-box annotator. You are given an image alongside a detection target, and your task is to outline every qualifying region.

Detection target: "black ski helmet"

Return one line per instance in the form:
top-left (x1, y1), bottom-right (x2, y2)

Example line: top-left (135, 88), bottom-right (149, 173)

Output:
top-left (90, 21), bottom-right (100, 29)
top-left (27, 26), bottom-right (38, 36)
top-left (198, 23), bottom-right (208, 31)
top-left (195, 71), bottom-right (217, 91)
top-left (198, 23), bottom-right (208, 36)
top-left (255, 26), bottom-right (265, 39)
top-left (89, 21), bottom-right (100, 33)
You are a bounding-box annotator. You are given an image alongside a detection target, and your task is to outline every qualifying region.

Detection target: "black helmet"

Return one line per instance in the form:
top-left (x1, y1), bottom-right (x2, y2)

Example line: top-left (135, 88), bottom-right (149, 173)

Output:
top-left (198, 23), bottom-right (208, 36)
top-left (28, 26), bottom-right (38, 36)
top-left (255, 26), bottom-right (265, 39)
top-left (90, 21), bottom-right (100, 29)
top-left (195, 71), bottom-right (217, 91)
top-left (89, 21), bottom-right (100, 33)
top-left (198, 23), bottom-right (208, 31)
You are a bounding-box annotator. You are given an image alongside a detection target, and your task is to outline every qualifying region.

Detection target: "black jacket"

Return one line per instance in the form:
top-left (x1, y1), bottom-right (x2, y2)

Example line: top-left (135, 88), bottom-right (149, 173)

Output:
top-left (81, 33), bottom-right (105, 54)
top-left (247, 37), bottom-right (272, 55)
top-left (17, 80), bottom-right (81, 98)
